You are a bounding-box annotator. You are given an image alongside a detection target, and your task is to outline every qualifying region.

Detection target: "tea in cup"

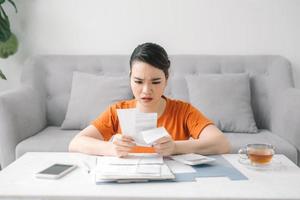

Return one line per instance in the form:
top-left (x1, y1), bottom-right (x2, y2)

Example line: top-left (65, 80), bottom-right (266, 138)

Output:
top-left (238, 144), bottom-right (275, 166)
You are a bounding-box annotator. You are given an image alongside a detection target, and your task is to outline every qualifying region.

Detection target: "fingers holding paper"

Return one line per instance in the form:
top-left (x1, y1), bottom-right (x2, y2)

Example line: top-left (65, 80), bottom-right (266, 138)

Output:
top-left (153, 136), bottom-right (176, 156)
top-left (112, 134), bottom-right (136, 157)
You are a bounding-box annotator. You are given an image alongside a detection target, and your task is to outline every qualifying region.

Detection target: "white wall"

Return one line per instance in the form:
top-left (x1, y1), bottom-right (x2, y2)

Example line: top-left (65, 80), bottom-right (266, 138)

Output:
top-left (1, 0), bottom-right (300, 89)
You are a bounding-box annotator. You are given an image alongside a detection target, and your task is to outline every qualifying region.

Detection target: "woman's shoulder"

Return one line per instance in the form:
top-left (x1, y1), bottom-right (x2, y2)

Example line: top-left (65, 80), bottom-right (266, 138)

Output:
top-left (110, 98), bottom-right (136, 109)
top-left (165, 96), bottom-right (203, 116)
top-left (165, 96), bottom-right (192, 110)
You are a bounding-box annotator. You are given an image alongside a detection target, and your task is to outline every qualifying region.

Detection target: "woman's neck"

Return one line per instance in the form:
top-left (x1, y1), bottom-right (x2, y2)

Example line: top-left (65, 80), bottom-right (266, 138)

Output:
top-left (137, 97), bottom-right (166, 118)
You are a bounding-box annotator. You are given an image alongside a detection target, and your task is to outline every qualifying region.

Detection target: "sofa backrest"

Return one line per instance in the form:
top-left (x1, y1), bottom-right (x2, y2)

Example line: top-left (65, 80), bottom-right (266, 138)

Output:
top-left (21, 55), bottom-right (294, 130)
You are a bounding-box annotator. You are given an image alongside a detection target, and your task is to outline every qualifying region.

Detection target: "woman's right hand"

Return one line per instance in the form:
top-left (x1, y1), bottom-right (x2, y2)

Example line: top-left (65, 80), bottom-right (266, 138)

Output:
top-left (111, 134), bottom-right (136, 157)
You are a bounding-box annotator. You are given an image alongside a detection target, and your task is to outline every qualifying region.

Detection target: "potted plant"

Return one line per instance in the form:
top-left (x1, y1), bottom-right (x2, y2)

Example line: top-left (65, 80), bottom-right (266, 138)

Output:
top-left (0, 0), bottom-right (18, 80)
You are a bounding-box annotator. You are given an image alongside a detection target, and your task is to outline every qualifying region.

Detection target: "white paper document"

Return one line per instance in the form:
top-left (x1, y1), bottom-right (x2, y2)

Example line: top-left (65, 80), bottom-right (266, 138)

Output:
top-left (135, 111), bottom-right (157, 145)
top-left (117, 108), bottom-right (157, 146)
top-left (142, 127), bottom-right (169, 144)
top-left (165, 160), bottom-right (197, 173)
top-left (136, 164), bottom-right (161, 174)
top-left (116, 108), bottom-right (136, 138)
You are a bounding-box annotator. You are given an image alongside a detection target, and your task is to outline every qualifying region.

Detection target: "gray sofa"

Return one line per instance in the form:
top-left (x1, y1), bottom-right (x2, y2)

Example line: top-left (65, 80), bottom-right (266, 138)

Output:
top-left (1, 55), bottom-right (300, 169)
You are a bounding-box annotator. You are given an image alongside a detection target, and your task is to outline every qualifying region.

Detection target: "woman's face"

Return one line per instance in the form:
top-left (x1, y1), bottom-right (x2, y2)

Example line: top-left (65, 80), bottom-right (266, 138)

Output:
top-left (130, 61), bottom-right (167, 110)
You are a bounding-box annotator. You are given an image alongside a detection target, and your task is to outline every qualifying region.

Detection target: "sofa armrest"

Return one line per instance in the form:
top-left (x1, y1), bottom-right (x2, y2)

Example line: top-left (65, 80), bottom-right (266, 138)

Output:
top-left (271, 88), bottom-right (300, 164)
top-left (0, 86), bottom-right (46, 168)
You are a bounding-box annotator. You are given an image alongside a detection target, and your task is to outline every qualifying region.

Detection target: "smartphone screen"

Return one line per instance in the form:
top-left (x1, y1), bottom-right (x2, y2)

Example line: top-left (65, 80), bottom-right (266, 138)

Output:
top-left (39, 164), bottom-right (74, 175)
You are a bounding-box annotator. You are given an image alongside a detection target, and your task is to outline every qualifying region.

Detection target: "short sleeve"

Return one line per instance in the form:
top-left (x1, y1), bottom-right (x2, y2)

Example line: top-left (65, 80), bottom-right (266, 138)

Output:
top-left (186, 104), bottom-right (214, 139)
top-left (91, 105), bottom-right (118, 141)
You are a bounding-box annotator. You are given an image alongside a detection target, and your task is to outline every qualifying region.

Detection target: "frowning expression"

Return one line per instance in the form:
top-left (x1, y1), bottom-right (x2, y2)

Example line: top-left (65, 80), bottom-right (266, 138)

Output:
top-left (130, 61), bottom-right (167, 110)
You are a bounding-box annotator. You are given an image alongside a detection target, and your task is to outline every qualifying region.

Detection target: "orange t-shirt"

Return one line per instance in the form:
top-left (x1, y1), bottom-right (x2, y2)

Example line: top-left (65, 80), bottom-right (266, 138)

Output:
top-left (91, 96), bottom-right (213, 153)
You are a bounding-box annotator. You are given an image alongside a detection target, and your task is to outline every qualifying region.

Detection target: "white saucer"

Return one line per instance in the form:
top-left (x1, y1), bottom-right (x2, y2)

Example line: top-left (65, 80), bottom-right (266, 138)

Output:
top-left (238, 158), bottom-right (283, 171)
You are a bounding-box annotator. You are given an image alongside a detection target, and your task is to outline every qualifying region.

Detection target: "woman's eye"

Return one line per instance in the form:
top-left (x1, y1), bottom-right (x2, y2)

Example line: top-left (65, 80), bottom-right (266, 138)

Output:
top-left (152, 82), bottom-right (161, 84)
top-left (134, 81), bottom-right (143, 84)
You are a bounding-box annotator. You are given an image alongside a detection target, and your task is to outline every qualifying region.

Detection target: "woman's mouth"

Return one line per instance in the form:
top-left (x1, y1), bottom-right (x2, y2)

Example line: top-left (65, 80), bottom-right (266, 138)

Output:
top-left (141, 97), bottom-right (153, 102)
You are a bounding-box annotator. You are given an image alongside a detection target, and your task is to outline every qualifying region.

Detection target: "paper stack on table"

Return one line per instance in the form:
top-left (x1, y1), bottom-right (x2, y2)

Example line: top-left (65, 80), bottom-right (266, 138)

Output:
top-left (95, 153), bottom-right (175, 183)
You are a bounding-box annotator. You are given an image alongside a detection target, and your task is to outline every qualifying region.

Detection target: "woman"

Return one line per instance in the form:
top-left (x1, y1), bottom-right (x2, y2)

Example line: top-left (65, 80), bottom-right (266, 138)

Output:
top-left (69, 43), bottom-right (230, 157)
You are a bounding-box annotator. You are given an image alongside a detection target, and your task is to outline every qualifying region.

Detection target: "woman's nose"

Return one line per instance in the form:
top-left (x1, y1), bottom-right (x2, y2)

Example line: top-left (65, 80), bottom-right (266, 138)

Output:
top-left (142, 83), bottom-right (152, 93)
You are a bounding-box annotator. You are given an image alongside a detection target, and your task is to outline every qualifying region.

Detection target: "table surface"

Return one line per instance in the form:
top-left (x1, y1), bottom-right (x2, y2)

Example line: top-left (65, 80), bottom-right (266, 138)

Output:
top-left (0, 152), bottom-right (300, 200)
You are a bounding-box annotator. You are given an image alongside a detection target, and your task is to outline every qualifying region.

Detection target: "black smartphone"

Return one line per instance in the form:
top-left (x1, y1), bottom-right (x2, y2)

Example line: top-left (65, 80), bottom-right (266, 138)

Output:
top-left (35, 164), bottom-right (77, 179)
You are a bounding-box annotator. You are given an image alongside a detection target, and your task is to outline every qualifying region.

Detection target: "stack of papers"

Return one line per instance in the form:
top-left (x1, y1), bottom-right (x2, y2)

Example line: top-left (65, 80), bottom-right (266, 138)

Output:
top-left (99, 154), bottom-right (164, 165)
top-left (95, 154), bottom-right (175, 183)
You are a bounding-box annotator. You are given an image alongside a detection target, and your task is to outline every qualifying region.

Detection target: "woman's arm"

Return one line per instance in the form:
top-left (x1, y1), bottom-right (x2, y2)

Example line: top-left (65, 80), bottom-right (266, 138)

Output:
top-left (153, 125), bottom-right (231, 156)
top-left (175, 125), bottom-right (231, 155)
top-left (68, 125), bottom-right (135, 157)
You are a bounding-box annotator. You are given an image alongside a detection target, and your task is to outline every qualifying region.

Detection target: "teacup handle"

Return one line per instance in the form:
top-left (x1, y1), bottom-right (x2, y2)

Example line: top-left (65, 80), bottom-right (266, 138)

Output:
top-left (238, 147), bottom-right (248, 160)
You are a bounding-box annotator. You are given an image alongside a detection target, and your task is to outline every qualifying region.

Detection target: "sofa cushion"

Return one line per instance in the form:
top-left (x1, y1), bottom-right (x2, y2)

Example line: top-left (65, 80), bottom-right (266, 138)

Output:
top-left (61, 72), bottom-right (132, 130)
top-left (15, 126), bottom-right (79, 159)
top-left (185, 74), bottom-right (258, 133)
top-left (225, 129), bottom-right (298, 164)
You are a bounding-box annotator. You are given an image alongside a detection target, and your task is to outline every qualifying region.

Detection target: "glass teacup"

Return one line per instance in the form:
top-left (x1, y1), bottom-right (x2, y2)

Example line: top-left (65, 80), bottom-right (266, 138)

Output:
top-left (238, 144), bottom-right (275, 166)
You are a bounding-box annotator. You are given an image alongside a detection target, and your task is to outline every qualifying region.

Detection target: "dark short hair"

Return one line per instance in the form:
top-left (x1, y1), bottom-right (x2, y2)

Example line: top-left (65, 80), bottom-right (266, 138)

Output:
top-left (130, 43), bottom-right (170, 79)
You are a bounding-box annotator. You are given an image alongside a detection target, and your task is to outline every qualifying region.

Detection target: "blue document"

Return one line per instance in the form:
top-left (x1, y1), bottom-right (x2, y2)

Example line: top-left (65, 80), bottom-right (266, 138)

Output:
top-left (173, 155), bottom-right (248, 181)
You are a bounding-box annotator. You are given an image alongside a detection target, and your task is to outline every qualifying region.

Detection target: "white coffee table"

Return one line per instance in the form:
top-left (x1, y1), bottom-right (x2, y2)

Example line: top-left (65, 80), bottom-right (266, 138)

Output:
top-left (0, 152), bottom-right (300, 200)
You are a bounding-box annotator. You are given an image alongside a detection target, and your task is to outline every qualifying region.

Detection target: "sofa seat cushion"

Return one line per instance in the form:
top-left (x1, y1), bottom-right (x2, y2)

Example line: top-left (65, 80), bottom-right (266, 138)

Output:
top-left (15, 126), bottom-right (78, 159)
top-left (15, 128), bottom-right (298, 165)
top-left (226, 129), bottom-right (298, 163)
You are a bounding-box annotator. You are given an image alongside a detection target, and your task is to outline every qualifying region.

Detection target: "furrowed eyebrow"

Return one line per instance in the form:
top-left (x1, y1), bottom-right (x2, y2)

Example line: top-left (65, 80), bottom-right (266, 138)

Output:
top-left (151, 78), bottom-right (161, 81)
top-left (133, 77), bottom-right (161, 81)
top-left (134, 77), bottom-right (143, 81)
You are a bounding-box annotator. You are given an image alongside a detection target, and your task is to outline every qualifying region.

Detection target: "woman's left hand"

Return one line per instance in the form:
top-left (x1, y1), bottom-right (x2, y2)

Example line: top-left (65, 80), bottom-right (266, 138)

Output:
top-left (153, 136), bottom-right (176, 156)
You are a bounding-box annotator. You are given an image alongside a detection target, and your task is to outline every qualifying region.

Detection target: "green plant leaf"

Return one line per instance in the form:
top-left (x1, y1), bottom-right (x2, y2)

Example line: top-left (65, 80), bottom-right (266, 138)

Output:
top-left (7, 0), bottom-right (17, 13)
top-left (0, 4), bottom-right (9, 20)
top-left (0, 33), bottom-right (18, 58)
top-left (0, 4), bottom-right (12, 42)
top-left (0, 69), bottom-right (7, 80)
